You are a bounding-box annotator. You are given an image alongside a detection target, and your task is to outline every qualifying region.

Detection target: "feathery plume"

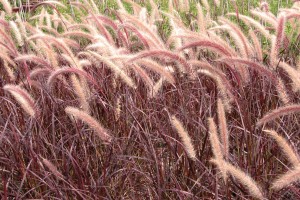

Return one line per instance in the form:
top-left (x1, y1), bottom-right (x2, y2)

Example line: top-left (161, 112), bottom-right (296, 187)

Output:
top-left (250, 9), bottom-right (277, 28)
top-left (201, 0), bottom-right (210, 14)
top-left (45, 11), bottom-right (51, 28)
top-left (3, 60), bottom-right (15, 80)
top-left (65, 106), bottom-right (112, 143)
top-left (276, 78), bottom-right (290, 105)
top-left (264, 130), bottom-right (300, 167)
top-left (9, 21), bottom-right (24, 46)
top-left (149, 78), bottom-right (164, 98)
top-left (170, 115), bottom-right (196, 160)
top-left (15, 13), bottom-right (27, 38)
top-left (257, 104), bottom-right (300, 126)
top-left (130, 64), bottom-right (154, 90)
top-left (275, 14), bottom-right (286, 52)
top-left (3, 84), bottom-right (37, 117)
top-left (219, 17), bottom-right (252, 58)
top-left (115, 96), bottom-right (121, 121)
top-left (249, 29), bottom-right (263, 61)
top-left (271, 166), bottom-right (300, 190)
top-left (269, 35), bottom-right (278, 68)
top-left (0, 0), bottom-right (12, 15)
top-left (197, 69), bottom-right (233, 111)
top-left (208, 118), bottom-right (224, 162)
top-left (0, 51), bottom-right (16, 67)
top-left (27, 34), bottom-right (75, 57)
top-left (219, 58), bottom-right (277, 84)
top-left (128, 50), bottom-right (191, 73)
top-left (15, 54), bottom-right (51, 68)
top-left (136, 59), bottom-right (175, 84)
top-left (41, 158), bottom-right (64, 179)
top-left (178, 40), bottom-right (235, 57)
top-left (211, 159), bottom-right (265, 199)
top-left (86, 51), bottom-right (136, 88)
top-left (227, 13), bottom-right (271, 39)
top-left (70, 75), bottom-right (90, 114)
top-left (62, 31), bottom-right (94, 41)
top-left (197, 3), bottom-right (206, 33)
top-left (47, 67), bottom-right (97, 88)
top-left (217, 99), bottom-right (229, 160)
top-left (30, 68), bottom-right (52, 79)
top-left (278, 62), bottom-right (300, 92)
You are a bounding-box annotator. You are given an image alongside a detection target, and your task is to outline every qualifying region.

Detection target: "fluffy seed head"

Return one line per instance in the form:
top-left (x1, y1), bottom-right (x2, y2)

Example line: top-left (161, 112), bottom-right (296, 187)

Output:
top-left (170, 115), bottom-right (196, 160)
top-left (65, 106), bottom-right (112, 143)
top-left (3, 84), bottom-right (37, 117)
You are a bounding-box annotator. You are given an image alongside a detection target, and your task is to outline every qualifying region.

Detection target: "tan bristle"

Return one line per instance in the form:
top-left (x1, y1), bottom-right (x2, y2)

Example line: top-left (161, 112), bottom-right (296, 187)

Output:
top-left (170, 115), bottom-right (196, 160)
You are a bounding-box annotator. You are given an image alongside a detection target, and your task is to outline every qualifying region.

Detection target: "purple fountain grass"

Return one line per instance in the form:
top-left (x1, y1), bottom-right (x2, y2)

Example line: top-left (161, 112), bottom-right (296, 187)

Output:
top-left (40, 157), bottom-right (65, 180)
top-left (3, 84), bottom-right (38, 117)
top-left (276, 78), bottom-right (290, 105)
top-left (136, 59), bottom-right (176, 84)
top-left (29, 68), bottom-right (52, 79)
top-left (47, 67), bottom-right (99, 90)
top-left (208, 117), bottom-right (224, 161)
top-left (264, 130), bottom-right (300, 167)
top-left (9, 21), bottom-right (24, 46)
top-left (197, 69), bottom-right (233, 111)
top-left (127, 49), bottom-right (191, 74)
top-left (65, 106), bottom-right (112, 143)
top-left (117, 11), bottom-right (164, 48)
top-left (0, 0), bottom-right (12, 15)
top-left (170, 115), bottom-right (196, 160)
top-left (0, 51), bottom-right (17, 67)
top-left (257, 104), bottom-right (300, 126)
top-left (271, 166), bottom-right (300, 190)
top-left (217, 99), bottom-right (229, 160)
top-left (27, 34), bottom-right (75, 57)
top-left (278, 62), bottom-right (300, 92)
top-left (87, 12), bottom-right (115, 45)
top-left (219, 57), bottom-right (278, 84)
top-left (0, 28), bottom-right (17, 54)
top-left (250, 9), bottom-right (278, 28)
top-left (189, 60), bottom-right (236, 100)
top-left (1, 1), bottom-right (300, 199)
top-left (249, 29), bottom-right (263, 61)
top-left (62, 31), bottom-right (95, 41)
top-left (211, 159), bottom-right (265, 199)
top-left (227, 13), bottom-right (271, 39)
top-left (219, 17), bottom-right (252, 58)
top-left (2, 60), bottom-right (15, 80)
top-left (178, 39), bottom-right (235, 57)
top-left (130, 64), bottom-right (154, 90)
top-left (85, 50), bottom-right (136, 88)
top-left (15, 54), bottom-right (52, 68)
top-left (196, 3), bottom-right (206, 33)
top-left (118, 23), bottom-right (150, 49)
top-left (91, 15), bottom-right (128, 46)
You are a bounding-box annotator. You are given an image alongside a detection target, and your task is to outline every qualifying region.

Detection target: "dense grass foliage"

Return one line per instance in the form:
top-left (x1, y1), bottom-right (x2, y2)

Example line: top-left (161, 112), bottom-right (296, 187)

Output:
top-left (0, 0), bottom-right (300, 199)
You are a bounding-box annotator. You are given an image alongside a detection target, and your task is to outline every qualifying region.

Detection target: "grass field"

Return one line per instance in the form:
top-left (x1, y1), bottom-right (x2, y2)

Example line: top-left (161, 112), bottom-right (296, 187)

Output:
top-left (0, 0), bottom-right (300, 199)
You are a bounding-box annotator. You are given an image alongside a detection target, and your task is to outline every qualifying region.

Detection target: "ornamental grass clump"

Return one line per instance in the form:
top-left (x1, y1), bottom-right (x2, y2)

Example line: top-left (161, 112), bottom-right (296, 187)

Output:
top-left (0, 0), bottom-right (300, 199)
